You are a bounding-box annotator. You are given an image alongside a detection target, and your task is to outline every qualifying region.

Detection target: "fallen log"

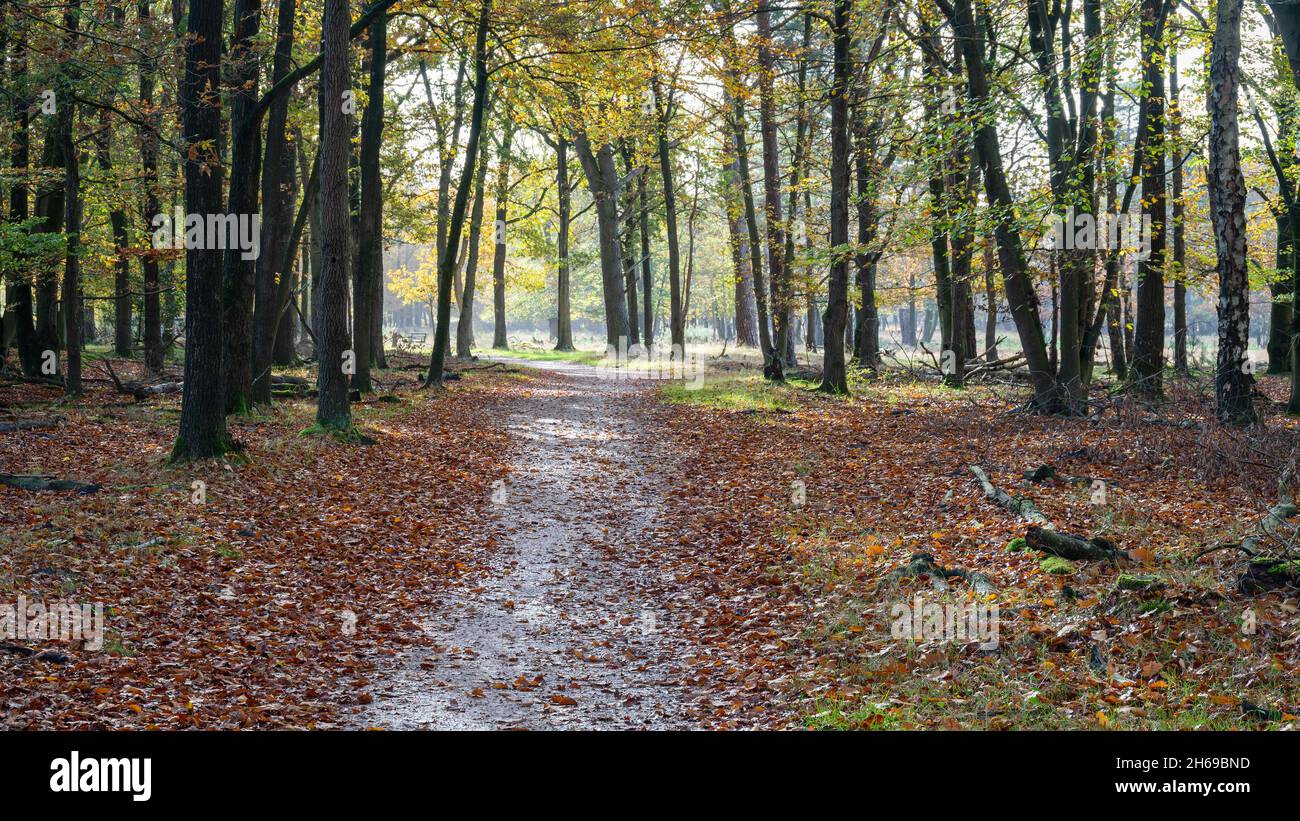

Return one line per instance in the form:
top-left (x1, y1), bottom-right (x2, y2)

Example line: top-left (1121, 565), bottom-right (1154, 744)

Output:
top-left (1026, 525), bottom-right (1123, 561)
top-left (969, 465), bottom-right (1050, 525)
top-left (970, 464), bottom-right (1126, 561)
top-left (0, 473), bottom-right (100, 493)
top-left (0, 416), bottom-right (64, 433)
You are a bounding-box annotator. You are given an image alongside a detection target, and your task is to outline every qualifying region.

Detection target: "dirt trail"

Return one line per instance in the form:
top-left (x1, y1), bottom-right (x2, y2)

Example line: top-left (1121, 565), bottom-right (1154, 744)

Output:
top-left (360, 359), bottom-right (696, 729)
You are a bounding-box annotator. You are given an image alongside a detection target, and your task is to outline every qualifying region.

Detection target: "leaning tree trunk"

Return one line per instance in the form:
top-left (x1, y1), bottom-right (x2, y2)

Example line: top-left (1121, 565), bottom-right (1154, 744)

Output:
top-left (426, 0), bottom-right (490, 386)
top-left (945, 0), bottom-right (1059, 410)
top-left (1208, 0), bottom-right (1255, 425)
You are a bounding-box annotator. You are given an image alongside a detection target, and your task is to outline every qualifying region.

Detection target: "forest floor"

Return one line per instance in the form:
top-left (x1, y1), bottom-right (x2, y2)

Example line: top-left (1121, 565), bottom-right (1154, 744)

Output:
top-left (3, 349), bottom-right (1300, 729)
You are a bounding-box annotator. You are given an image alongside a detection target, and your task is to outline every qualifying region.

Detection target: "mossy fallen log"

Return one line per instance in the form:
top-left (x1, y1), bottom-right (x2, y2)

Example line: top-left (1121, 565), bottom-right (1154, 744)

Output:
top-left (1026, 525), bottom-right (1124, 561)
top-left (969, 465), bottom-right (1050, 525)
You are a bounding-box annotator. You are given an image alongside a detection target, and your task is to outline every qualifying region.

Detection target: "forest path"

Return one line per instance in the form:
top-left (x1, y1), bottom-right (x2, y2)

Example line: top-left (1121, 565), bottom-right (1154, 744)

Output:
top-left (358, 358), bottom-right (697, 729)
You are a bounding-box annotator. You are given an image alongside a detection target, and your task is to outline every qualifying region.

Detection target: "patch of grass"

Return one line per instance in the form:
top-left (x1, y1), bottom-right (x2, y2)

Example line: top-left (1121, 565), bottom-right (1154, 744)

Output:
top-left (478, 345), bottom-right (605, 366)
top-left (659, 374), bottom-right (799, 413)
top-left (803, 698), bottom-right (900, 730)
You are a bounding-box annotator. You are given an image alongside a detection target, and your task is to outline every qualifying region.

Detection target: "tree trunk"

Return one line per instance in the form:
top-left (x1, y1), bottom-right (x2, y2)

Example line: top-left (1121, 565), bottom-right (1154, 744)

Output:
top-left (173, 0), bottom-right (230, 459)
top-left (249, 0), bottom-right (297, 403)
top-left (719, 0), bottom-right (772, 359)
top-left (1208, 0), bottom-right (1255, 425)
top-left (1128, 0), bottom-right (1170, 399)
top-left (945, 0), bottom-right (1059, 410)
top-left (724, 158), bottom-right (760, 348)
top-left (457, 134), bottom-right (490, 358)
top-left (756, 0), bottom-right (787, 380)
top-left (554, 135), bottom-right (574, 351)
top-left (351, 10), bottom-right (387, 392)
top-left (220, 0), bottom-right (262, 413)
top-left (619, 142), bottom-right (641, 348)
top-left (315, 0), bottom-right (354, 425)
top-left (57, 0), bottom-right (82, 396)
top-left (820, 0), bottom-right (851, 394)
top-left (6, 16), bottom-right (41, 377)
top-left (1170, 45), bottom-right (1190, 376)
top-left (426, 0), bottom-right (490, 385)
top-left (653, 76), bottom-right (685, 352)
top-left (138, 0), bottom-right (164, 373)
top-left (572, 132), bottom-right (630, 347)
top-left (492, 128), bottom-right (514, 350)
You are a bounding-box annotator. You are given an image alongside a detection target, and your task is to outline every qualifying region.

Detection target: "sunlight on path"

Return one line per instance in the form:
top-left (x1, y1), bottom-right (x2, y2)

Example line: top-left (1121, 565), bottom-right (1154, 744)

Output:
top-left (360, 362), bottom-right (695, 729)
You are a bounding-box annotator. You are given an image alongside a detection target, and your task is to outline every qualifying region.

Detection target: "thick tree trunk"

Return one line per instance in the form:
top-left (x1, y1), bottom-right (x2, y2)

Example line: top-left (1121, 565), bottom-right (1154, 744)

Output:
top-left (173, 0), bottom-right (230, 459)
top-left (572, 132), bottom-right (630, 347)
top-left (820, 0), bottom-right (851, 394)
top-left (315, 0), bottom-right (354, 425)
top-left (1208, 0), bottom-right (1255, 425)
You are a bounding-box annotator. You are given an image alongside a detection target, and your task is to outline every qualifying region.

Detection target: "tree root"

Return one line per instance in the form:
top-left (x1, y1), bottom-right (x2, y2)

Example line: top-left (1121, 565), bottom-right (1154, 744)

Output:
top-left (887, 552), bottom-right (997, 595)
